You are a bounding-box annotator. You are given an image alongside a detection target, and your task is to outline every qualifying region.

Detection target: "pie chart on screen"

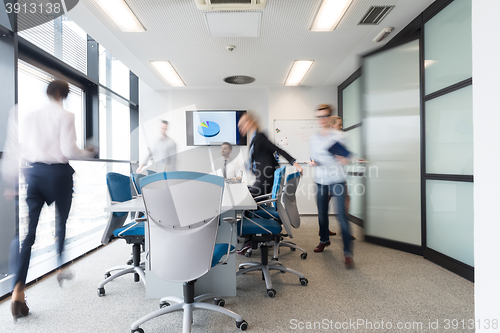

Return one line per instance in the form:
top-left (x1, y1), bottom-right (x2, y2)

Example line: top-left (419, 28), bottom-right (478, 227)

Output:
top-left (198, 121), bottom-right (220, 137)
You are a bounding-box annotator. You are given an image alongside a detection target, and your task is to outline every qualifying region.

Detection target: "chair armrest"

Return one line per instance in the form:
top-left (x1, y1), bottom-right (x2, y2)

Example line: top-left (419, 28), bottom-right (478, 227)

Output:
top-left (250, 203), bottom-right (279, 220)
top-left (117, 217), bottom-right (145, 237)
top-left (252, 193), bottom-right (272, 201)
top-left (255, 198), bottom-right (277, 207)
top-left (223, 217), bottom-right (236, 224)
top-left (217, 216), bottom-right (237, 266)
top-left (117, 220), bottom-right (139, 237)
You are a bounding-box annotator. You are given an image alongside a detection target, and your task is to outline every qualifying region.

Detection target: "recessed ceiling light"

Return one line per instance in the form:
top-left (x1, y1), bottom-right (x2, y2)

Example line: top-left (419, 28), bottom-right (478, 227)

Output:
top-left (311, 0), bottom-right (353, 31)
top-left (151, 61), bottom-right (186, 87)
top-left (284, 61), bottom-right (314, 86)
top-left (95, 0), bottom-right (145, 32)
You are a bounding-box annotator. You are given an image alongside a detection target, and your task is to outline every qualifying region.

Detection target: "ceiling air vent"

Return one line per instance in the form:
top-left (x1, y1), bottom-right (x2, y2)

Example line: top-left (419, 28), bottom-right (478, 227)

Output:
top-left (224, 75), bottom-right (255, 85)
top-left (195, 0), bottom-right (266, 11)
top-left (358, 6), bottom-right (394, 25)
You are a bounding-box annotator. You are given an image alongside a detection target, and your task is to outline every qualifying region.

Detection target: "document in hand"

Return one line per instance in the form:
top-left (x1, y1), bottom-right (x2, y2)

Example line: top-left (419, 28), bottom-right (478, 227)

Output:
top-left (327, 142), bottom-right (351, 158)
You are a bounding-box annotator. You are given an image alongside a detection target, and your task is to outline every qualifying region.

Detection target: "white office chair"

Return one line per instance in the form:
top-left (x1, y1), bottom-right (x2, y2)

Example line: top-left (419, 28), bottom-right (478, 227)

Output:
top-left (131, 171), bottom-right (248, 333)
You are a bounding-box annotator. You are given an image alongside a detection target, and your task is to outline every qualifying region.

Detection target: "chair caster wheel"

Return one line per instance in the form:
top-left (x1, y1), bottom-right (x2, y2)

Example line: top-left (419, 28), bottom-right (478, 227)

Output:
top-left (300, 278), bottom-right (308, 286)
top-left (267, 289), bottom-right (276, 297)
top-left (271, 257), bottom-right (278, 261)
top-left (290, 247), bottom-right (296, 251)
top-left (236, 320), bottom-right (248, 331)
top-left (127, 259), bottom-right (133, 265)
top-left (244, 251), bottom-right (252, 258)
top-left (300, 253), bottom-right (307, 260)
top-left (105, 272), bottom-right (111, 279)
top-left (159, 301), bottom-right (170, 308)
top-left (215, 299), bottom-right (225, 307)
top-left (132, 329), bottom-right (144, 333)
top-left (98, 288), bottom-right (105, 297)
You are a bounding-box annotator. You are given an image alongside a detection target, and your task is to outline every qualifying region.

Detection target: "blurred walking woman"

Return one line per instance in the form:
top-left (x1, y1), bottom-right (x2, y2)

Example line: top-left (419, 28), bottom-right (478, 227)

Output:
top-left (1, 80), bottom-right (95, 320)
top-left (308, 104), bottom-right (354, 268)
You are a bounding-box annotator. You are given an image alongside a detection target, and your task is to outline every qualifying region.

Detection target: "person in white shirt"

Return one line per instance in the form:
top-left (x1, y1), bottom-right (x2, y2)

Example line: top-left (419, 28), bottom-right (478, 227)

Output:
top-left (136, 120), bottom-right (177, 173)
top-left (309, 104), bottom-right (354, 269)
top-left (215, 142), bottom-right (244, 183)
top-left (1, 80), bottom-right (95, 320)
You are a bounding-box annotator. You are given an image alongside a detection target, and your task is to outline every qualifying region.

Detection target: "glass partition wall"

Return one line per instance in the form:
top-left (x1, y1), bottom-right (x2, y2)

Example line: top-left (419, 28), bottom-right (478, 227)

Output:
top-left (339, 0), bottom-right (473, 281)
top-left (362, 39), bottom-right (422, 248)
top-left (339, 74), bottom-right (365, 223)
top-left (423, 0), bottom-right (473, 277)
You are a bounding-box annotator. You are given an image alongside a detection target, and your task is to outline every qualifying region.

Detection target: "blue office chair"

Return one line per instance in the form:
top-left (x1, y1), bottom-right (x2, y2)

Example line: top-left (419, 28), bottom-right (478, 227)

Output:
top-left (240, 166), bottom-right (286, 258)
top-left (245, 171), bottom-right (307, 260)
top-left (146, 169), bottom-right (156, 176)
top-left (131, 172), bottom-right (248, 333)
top-left (131, 172), bottom-right (146, 196)
top-left (275, 172), bottom-right (307, 258)
top-left (97, 172), bottom-right (146, 297)
top-left (236, 167), bottom-right (308, 298)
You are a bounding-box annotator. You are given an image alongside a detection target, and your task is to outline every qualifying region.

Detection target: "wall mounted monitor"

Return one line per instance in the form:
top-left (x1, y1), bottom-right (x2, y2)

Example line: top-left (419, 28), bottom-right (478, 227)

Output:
top-left (186, 110), bottom-right (247, 146)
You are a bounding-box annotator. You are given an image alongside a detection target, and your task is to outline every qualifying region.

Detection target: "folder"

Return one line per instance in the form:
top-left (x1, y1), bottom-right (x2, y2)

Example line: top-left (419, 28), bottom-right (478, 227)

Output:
top-left (327, 142), bottom-right (350, 158)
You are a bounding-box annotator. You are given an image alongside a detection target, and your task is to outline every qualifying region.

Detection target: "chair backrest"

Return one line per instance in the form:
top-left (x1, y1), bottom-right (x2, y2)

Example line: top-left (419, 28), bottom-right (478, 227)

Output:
top-left (283, 172), bottom-right (301, 229)
top-left (107, 172), bottom-right (133, 217)
top-left (270, 166), bottom-right (286, 208)
top-left (131, 172), bottom-right (146, 195)
top-left (140, 171), bottom-right (225, 283)
top-left (101, 172), bottom-right (132, 244)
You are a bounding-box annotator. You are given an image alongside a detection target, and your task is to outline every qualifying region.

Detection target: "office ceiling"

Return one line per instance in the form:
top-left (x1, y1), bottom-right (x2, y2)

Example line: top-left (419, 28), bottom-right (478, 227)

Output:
top-left (69, 0), bottom-right (435, 90)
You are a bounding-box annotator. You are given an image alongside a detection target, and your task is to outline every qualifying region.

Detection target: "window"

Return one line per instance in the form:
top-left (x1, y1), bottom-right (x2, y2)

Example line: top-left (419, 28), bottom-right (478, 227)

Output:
top-left (424, 0), bottom-right (472, 94)
top-left (99, 93), bottom-right (131, 160)
top-left (19, 16), bottom-right (87, 74)
top-left (99, 45), bottom-right (130, 99)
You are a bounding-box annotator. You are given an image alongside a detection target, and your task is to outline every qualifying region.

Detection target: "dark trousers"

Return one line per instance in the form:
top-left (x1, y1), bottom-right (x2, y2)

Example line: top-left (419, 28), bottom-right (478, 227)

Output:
top-left (15, 163), bottom-right (74, 286)
top-left (248, 175), bottom-right (274, 199)
top-left (317, 182), bottom-right (353, 257)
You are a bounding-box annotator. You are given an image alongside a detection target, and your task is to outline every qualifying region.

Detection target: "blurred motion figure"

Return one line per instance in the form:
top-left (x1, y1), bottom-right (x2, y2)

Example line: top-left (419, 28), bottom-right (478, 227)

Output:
top-left (1, 80), bottom-right (95, 320)
top-left (136, 120), bottom-right (177, 173)
top-left (238, 113), bottom-right (302, 197)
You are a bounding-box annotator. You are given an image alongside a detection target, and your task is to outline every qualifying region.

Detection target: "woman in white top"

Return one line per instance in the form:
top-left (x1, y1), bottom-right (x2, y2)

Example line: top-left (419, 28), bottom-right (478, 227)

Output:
top-left (2, 80), bottom-right (95, 320)
top-left (308, 104), bottom-right (354, 268)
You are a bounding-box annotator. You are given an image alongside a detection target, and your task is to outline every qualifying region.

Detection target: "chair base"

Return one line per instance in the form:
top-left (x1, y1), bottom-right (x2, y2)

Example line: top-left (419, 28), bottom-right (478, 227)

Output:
top-left (131, 282), bottom-right (247, 333)
top-left (276, 240), bottom-right (308, 260)
top-left (97, 243), bottom-right (146, 297)
top-left (246, 237), bottom-right (308, 261)
top-left (236, 244), bottom-right (308, 297)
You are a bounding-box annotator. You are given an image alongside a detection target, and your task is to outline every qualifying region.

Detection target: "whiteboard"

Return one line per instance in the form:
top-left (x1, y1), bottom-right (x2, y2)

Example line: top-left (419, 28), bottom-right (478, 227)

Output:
top-left (274, 119), bottom-right (320, 163)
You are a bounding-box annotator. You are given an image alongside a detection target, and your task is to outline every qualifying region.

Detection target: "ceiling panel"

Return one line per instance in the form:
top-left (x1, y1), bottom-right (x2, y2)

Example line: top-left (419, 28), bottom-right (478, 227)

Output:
top-left (76, 0), bottom-right (435, 89)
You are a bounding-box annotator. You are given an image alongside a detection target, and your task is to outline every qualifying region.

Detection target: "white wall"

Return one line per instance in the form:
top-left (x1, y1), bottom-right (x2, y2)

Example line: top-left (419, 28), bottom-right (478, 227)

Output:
top-left (138, 83), bottom-right (337, 214)
top-left (269, 86), bottom-right (338, 214)
top-left (137, 80), bottom-right (172, 166)
top-left (473, 0), bottom-right (500, 329)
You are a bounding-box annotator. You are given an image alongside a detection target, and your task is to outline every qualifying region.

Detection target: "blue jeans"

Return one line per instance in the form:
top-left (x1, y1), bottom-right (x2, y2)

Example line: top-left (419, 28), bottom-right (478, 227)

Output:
top-left (317, 182), bottom-right (352, 257)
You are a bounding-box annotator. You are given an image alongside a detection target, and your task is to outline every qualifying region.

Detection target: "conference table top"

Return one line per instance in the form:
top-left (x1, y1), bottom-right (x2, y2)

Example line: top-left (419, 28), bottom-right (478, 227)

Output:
top-left (104, 182), bottom-right (257, 213)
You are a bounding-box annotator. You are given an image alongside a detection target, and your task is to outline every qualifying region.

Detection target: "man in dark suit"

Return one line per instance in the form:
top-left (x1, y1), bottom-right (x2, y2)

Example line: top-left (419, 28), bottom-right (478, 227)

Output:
top-left (238, 113), bottom-right (302, 197)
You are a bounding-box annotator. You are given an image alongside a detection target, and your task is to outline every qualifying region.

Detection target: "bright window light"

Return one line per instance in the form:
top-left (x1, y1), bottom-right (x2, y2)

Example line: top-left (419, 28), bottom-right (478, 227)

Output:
top-left (151, 61), bottom-right (186, 87)
top-left (311, 0), bottom-right (353, 31)
top-left (284, 61), bottom-right (314, 86)
top-left (95, 0), bottom-right (145, 32)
